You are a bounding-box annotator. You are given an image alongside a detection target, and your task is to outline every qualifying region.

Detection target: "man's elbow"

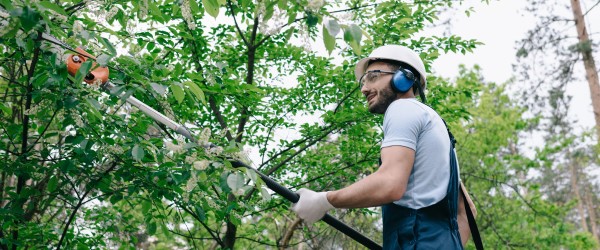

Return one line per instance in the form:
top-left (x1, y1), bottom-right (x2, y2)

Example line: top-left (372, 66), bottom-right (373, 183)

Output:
top-left (381, 182), bottom-right (406, 203)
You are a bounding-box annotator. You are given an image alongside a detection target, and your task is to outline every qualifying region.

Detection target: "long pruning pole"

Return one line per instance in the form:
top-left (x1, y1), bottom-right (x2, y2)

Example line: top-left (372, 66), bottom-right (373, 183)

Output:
top-left (45, 33), bottom-right (382, 249)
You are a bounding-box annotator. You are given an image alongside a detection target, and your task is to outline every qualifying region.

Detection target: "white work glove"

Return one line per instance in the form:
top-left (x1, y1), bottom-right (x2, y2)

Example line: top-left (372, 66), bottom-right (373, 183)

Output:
top-left (291, 188), bottom-right (334, 224)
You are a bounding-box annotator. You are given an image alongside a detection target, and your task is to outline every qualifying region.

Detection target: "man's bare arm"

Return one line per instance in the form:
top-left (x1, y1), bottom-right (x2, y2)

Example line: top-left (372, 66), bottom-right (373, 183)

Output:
top-left (327, 146), bottom-right (415, 208)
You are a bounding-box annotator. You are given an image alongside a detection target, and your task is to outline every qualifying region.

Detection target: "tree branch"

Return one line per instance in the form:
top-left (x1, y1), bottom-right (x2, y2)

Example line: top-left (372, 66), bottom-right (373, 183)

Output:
top-left (182, 24), bottom-right (234, 141)
top-left (264, 126), bottom-right (337, 176)
top-left (279, 217), bottom-right (302, 249)
top-left (584, 0), bottom-right (600, 16)
top-left (208, 97), bottom-right (234, 141)
top-left (255, 3), bottom-right (378, 48)
top-left (56, 161), bottom-right (118, 250)
top-left (258, 124), bottom-right (334, 171)
top-left (235, 15), bottom-right (260, 143)
top-left (227, 0), bottom-right (249, 47)
top-left (179, 203), bottom-right (224, 247)
top-left (25, 108), bottom-right (59, 153)
top-left (65, 1), bottom-right (87, 14)
top-left (12, 33), bottom-right (43, 249)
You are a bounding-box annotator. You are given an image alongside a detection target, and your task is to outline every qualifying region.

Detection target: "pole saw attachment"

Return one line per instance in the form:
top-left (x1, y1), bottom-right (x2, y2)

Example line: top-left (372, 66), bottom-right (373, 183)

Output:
top-left (63, 45), bottom-right (382, 249)
top-left (66, 48), bottom-right (109, 84)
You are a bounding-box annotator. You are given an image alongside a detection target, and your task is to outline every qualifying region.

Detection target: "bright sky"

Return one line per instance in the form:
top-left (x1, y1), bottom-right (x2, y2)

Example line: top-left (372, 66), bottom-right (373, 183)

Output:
top-left (430, 0), bottom-right (598, 132)
top-left (430, 0), bottom-right (534, 84)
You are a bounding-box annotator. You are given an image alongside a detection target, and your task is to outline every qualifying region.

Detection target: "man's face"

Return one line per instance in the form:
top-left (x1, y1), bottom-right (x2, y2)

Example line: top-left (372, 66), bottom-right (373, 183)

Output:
top-left (360, 62), bottom-right (397, 114)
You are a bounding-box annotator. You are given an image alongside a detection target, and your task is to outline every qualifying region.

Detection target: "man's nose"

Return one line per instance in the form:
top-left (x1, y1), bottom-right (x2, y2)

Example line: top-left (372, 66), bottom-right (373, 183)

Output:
top-left (360, 83), bottom-right (369, 95)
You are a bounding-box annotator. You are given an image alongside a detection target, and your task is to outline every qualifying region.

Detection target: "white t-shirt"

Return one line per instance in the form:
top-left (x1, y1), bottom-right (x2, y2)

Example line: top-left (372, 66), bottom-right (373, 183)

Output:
top-left (381, 98), bottom-right (454, 209)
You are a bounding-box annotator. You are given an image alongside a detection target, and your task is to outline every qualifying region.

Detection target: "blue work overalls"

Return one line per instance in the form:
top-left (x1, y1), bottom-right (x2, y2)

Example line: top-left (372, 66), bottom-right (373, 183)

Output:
top-left (381, 141), bottom-right (463, 250)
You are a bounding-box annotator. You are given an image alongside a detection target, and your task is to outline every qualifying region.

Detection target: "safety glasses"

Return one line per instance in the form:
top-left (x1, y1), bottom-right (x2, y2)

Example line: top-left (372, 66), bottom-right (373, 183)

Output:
top-left (359, 69), bottom-right (396, 88)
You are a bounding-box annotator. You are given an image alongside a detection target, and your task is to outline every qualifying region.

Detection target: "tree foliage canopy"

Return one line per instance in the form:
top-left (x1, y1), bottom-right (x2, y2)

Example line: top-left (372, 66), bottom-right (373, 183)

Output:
top-left (0, 0), bottom-right (596, 249)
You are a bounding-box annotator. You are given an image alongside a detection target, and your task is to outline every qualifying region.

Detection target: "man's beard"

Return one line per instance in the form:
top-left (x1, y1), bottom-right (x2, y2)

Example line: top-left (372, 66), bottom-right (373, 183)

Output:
top-left (368, 86), bottom-right (397, 114)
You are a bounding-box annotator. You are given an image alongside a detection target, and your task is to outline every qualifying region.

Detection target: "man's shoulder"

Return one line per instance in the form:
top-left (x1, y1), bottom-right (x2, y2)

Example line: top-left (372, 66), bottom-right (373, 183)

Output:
top-left (387, 99), bottom-right (434, 118)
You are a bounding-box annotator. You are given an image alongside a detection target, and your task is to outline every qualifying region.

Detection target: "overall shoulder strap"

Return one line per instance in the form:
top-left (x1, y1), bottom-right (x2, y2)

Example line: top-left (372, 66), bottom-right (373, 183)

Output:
top-left (461, 185), bottom-right (484, 250)
top-left (442, 119), bottom-right (484, 250)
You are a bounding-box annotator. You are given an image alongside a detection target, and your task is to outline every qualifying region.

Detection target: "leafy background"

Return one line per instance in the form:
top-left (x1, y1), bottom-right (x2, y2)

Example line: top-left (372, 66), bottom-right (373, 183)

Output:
top-left (0, 0), bottom-right (598, 249)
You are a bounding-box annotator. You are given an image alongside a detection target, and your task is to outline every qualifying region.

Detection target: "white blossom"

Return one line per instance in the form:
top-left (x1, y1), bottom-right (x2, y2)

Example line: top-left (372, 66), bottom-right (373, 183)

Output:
top-left (105, 6), bottom-right (119, 22)
top-left (74, 115), bottom-right (84, 127)
top-left (185, 155), bottom-right (195, 164)
top-left (139, 0), bottom-right (148, 19)
top-left (165, 141), bottom-right (184, 153)
top-left (0, 8), bottom-right (8, 19)
top-left (206, 199), bottom-right (217, 209)
top-left (258, 7), bottom-right (286, 36)
top-left (198, 127), bottom-right (211, 146)
top-left (298, 26), bottom-right (312, 52)
top-left (185, 175), bottom-right (197, 191)
top-left (207, 146), bottom-right (223, 156)
top-left (53, 13), bottom-right (68, 23)
top-left (193, 160), bottom-right (209, 171)
top-left (234, 189), bottom-right (245, 196)
top-left (73, 21), bottom-right (84, 35)
top-left (306, 0), bottom-right (325, 11)
top-left (89, 78), bottom-right (102, 90)
top-left (334, 12), bottom-right (354, 23)
top-left (23, 106), bottom-right (39, 116)
top-left (106, 145), bottom-right (124, 155)
top-left (181, 0), bottom-right (196, 30)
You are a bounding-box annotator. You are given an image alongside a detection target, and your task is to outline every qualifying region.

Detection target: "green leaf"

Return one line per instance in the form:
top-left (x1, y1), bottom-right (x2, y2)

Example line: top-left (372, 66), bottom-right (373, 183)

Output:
top-left (36, 1), bottom-right (67, 16)
top-left (195, 205), bottom-right (206, 221)
top-left (47, 176), bottom-right (58, 192)
top-left (96, 54), bottom-right (111, 66)
top-left (0, 0), bottom-right (14, 11)
top-left (189, 0), bottom-right (200, 13)
top-left (76, 242), bottom-right (90, 250)
top-left (132, 144), bottom-right (145, 161)
top-left (151, 83), bottom-right (167, 95)
top-left (245, 168), bottom-right (258, 184)
top-left (75, 60), bottom-right (93, 83)
top-left (171, 83), bottom-right (185, 104)
top-left (260, 187), bottom-right (271, 202)
top-left (322, 24), bottom-right (335, 55)
top-left (324, 19), bottom-right (340, 37)
top-left (15, 6), bottom-right (41, 32)
top-left (202, 0), bottom-right (220, 18)
top-left (0, 102), bottom-right (13, 117)
top-left (99, 37), bottom-right (117, 55)
top-left (345, 24), bottom-right (362, 44)
top-left (277, 0), bottom-right (288, 10)
top-left (263, 1), bottom-right (276, 21)
top-left (185, 81), bottom-right (206, 105)
top-left (147, 221), bottom-right (157, 235)
top-left (343, 24), bottom-right (362, 55)
top-left (141, 200), bottom-right (152, 214)
top-left (226, 173), bottom-right (244, 191)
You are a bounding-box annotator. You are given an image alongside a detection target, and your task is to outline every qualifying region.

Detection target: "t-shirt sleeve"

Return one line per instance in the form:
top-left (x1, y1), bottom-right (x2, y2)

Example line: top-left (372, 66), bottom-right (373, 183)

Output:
top-left (381, 100), bottom-right (427, 150)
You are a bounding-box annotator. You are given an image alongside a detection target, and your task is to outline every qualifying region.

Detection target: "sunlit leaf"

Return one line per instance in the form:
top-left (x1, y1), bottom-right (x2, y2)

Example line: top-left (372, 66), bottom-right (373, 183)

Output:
top-left (202, 0), bottom-right (219, 18)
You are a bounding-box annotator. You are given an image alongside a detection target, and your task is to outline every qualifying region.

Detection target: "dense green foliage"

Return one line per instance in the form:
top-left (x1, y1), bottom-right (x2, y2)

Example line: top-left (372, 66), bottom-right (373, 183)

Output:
top-left (0, 0), bottom-right (596, 249)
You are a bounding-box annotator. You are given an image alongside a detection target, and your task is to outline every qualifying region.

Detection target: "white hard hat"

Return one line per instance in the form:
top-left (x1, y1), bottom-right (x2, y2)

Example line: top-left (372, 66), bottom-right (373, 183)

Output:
top-left (354, 45), bottom-right (427, 92)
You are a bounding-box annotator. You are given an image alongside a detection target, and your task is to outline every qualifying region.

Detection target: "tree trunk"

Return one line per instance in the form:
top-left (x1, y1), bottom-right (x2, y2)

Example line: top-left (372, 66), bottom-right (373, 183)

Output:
top-left (570, 0), bottom-right (600, 138)
top-left (584, 187), bottom-right (599, 244)
top-left (570, 161), bottom-right (589, 232)
top-left (224, 220), bottom-right (237, 249)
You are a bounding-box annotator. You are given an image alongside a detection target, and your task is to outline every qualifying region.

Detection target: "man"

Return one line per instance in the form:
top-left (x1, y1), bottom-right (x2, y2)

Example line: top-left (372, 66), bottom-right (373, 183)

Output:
top-left (291, 45), bottom-right (470, 249)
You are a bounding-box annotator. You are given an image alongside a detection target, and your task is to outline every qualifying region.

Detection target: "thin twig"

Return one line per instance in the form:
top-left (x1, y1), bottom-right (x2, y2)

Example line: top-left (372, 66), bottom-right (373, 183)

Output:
top-left (227, 0), bottom-right (249, 47)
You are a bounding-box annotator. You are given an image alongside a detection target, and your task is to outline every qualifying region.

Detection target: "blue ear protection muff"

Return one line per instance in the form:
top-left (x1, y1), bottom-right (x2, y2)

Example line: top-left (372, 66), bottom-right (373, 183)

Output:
top-left (390, 68), bottom-right (417, 93)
